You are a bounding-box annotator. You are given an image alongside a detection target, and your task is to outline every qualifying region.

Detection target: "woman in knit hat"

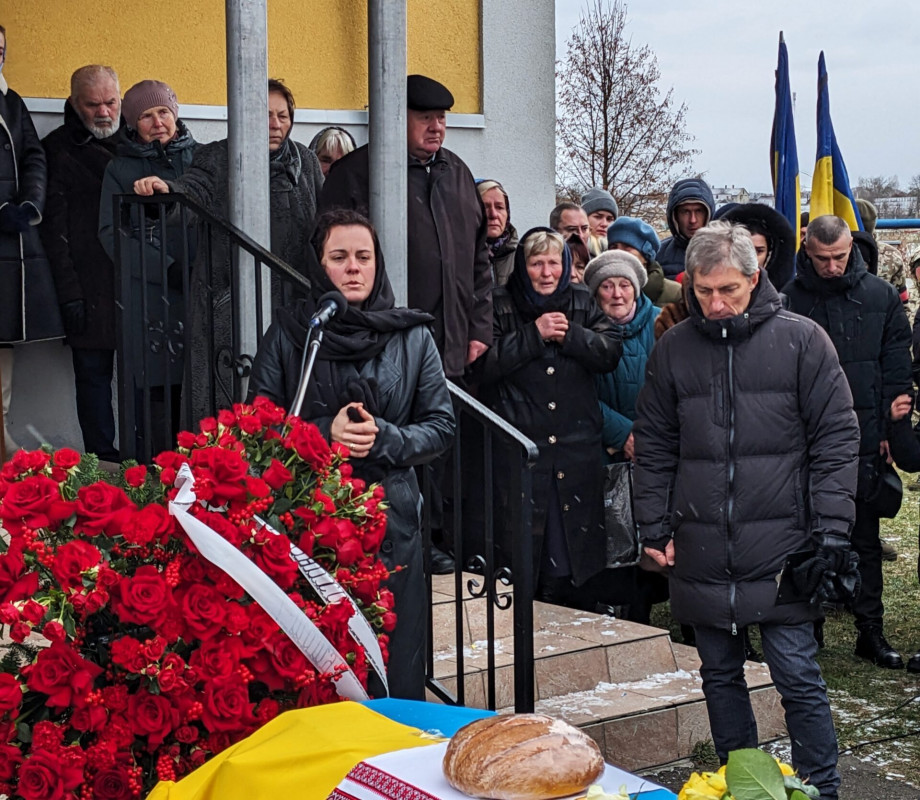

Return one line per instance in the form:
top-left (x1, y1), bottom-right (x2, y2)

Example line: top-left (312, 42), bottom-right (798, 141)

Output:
top-left (98, 79), bottom-right (198, 457)
top-left (476, 178), bottom-right (518, 286)
top-left (584, 248), bottom-right (666, 624)
top-left (607, 215), bottom-right (681, 308)
top-left (581, 186), bottom-right (619, 257)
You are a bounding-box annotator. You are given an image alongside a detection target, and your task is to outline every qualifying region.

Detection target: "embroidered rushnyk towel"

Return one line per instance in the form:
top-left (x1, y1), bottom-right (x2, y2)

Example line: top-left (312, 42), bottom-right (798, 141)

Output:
top-left (328, 740), bottom-right (676, 800)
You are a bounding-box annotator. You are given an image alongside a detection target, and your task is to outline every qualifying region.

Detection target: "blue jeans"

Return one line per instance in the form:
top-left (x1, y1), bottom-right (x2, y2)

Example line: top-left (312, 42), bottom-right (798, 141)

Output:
top-left (694, 622), bottom-right (840, 800)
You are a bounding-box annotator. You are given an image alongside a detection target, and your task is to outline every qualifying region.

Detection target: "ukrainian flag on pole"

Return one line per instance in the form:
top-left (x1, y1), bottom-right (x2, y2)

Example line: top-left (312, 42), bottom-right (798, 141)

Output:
top-left (811, 51), bottom-right (863, 230)
top-left (770, 32), bottom-right (801, 248)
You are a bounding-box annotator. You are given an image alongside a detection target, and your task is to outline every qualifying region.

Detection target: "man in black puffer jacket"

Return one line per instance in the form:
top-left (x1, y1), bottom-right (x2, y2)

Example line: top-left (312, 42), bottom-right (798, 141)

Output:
top-left (785, 214), bottom-right (913, 670)
top-left (634, 221), bottom-right (859, 800)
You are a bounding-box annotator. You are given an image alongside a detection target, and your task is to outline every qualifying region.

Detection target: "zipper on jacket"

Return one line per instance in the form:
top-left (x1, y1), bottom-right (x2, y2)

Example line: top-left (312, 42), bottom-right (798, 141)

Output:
top-left (726, 343), bottom-right (738, 636)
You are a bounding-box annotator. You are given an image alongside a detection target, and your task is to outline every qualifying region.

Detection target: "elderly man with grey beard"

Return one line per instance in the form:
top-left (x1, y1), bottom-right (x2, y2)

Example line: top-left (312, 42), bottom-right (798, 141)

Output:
top-left (41, 65), bottom-right (123, 462)
top-left (633, 221), bottom-right (860, 799)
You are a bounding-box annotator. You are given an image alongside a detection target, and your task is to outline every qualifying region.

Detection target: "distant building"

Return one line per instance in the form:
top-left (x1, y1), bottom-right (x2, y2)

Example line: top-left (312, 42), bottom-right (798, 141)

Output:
top-left (712, 185), bottom-right (750, 207)
top-left (874, 196), bottom-right (920, 218)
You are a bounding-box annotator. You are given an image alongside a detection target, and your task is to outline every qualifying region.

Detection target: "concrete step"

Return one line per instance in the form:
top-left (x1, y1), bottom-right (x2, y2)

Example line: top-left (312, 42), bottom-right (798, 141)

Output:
top-left (428, 573), bottom-right (785, 771)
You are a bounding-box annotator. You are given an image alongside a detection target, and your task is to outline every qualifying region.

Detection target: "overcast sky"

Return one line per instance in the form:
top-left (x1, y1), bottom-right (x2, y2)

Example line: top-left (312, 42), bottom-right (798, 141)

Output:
top-left (555, 1), bottom-right (920, 194)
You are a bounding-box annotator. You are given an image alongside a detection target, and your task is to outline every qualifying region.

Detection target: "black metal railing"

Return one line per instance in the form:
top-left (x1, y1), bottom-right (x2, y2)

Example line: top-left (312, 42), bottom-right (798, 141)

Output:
top-left (423, 382), bottom-right (540, 712)
top-left (113, 192), bottom-right (310, 463)
top-left (113, 191), bottom-right (540, 711)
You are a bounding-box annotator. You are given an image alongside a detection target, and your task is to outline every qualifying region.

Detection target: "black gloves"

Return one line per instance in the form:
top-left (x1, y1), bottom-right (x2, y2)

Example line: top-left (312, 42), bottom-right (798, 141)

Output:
top-left (791, 531), bottom-right (861, 604)
top-left (60, 299), bottom-right (87, 337)
top-left (0, 203), bottom-right (35, 233)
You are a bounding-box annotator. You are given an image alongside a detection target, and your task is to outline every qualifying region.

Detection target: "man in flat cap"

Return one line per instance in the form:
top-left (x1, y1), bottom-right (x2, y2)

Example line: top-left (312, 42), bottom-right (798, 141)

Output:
top-left (320, 74), bottom-right (492, 380)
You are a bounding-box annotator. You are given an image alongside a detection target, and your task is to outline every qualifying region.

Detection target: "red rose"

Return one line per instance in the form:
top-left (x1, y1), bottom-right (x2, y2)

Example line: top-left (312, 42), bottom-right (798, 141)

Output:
top-left (198, 416), bottom-right (218, 435)
top-left (110, 565), bottom-right (173, 629)
top-left (266, 630), bottom-right (308, 684)
top-left (313, 490), bottom-right (336, 514)
top-left (50, 540), bottom-right (101, 590)
top-left (335, 537), bottom-right (365, 567)
top-left (128, 689), bottom-right (180, 749)
top-left (174, 724), bottom-right (199, 744)
top-left (382, 611), bottom-right (397, 632)
top-left (285, 420), bottom-right (332, 469)
top-left (176, 431), bottom-right (197, 450)
top-left (190, 447), bottom-right (249, 505)
top-left (252, 396), bottom-right (286, 427)
top-left (123, 504), bottom-right (174, 547)
top-left (262, 459), bottom-right (293, 490)
top-left (201, 676), bottom-right (254, 732)
top-left (189, 636), bottom-right (248, 681)
top-left (52, 448), bottom-right (81, 469)
top-left (70, 703), bottom-right (108, 732)
top-left (41, 621), bottom-right (66, 643)
top-left (17, 750), bottom-right (75, 800)
top-left (360, 519), bottom-right (387, 554)
top-left (217, 409), bottom-right (236, 428)
top-left (92, 767), bottom-right (134, 800)
top-left (245, 476), bottom-right (271, 499)
top-left (9, 621), bottom-right (31, 642)
top-left (179, 583), bottom-right (227, 640)
top-left (238, 414), bottom-right (263, 435)
top-left (0, 546), bottom-right (39, 604)
top-left (156, 652), bottom-right (188, 694)
top-left (0, 743), bottom-right (22, 782)
top-left (192, 509), bottom-right (247, 548)
top-left (23, 642), bottom-right (102, 710)
top-left (74, 483), bottom-right (135, 535)
top-left (251, 530), bottom-right (299, 589)
top-left (0, 475), bottom-right (64, 532)
top-left (0, 673), bottom-right (23, 715)
top-left (20, 600), bottom-right (45, 625)
top-left (123, 465), bottom-right (147, 488)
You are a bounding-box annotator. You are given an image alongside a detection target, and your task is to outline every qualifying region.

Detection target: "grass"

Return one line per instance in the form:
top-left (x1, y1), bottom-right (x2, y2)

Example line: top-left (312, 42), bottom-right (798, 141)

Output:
top-left (650, 477), bottom-right (920, 786)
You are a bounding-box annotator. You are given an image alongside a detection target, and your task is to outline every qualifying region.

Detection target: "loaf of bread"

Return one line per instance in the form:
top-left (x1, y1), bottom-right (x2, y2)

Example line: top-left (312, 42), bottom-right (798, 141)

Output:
top-left (442, 713), bottom-right (604, 800)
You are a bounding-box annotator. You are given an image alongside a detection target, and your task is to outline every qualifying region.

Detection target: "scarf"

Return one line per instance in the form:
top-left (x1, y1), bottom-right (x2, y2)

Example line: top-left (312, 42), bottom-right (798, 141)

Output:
top-left (508, 227), bottom-right (573, 321)
top-left (487, 228), bottom-right (513, 261)
top-left (269, 136), bottom-right (302, 187)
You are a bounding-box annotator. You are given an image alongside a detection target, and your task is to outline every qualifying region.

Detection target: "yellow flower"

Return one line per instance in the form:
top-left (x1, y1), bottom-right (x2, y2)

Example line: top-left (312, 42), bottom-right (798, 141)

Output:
top-left (776, 758), bottom-right (795, 777)
top-left (678, 771), bottom-right (726, 800)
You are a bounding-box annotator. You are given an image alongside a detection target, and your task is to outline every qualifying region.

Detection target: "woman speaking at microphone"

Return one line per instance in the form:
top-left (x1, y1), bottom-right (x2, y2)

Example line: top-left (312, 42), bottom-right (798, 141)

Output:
top-left (248, 208), bottom-right (455, 699)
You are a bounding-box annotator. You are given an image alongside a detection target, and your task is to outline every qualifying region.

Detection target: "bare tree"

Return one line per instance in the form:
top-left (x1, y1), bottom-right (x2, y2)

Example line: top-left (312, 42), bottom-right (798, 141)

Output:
top-left (555, 0), bottom-right (697, 218)
top-left (855, 175), bottom-right (901, 201)
top-left (908, 174), bottom-right (920, 198)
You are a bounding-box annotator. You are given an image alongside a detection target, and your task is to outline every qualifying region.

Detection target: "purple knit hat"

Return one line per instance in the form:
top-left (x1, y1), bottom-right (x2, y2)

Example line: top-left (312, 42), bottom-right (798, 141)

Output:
top-left (122, 80), bottom-right (179, 128)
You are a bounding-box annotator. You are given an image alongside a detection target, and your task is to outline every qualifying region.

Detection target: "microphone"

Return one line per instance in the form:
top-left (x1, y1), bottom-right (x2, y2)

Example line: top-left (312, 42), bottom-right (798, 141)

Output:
top-left (309, 291), bottom-right (348, 329)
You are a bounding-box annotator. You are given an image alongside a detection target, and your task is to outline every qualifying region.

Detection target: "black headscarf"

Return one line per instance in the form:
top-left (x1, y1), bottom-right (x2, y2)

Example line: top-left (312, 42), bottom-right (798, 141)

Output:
top-left (508, 227), bottom-right (573, 320)
top-left (281, 223), bottom-right (433, 363)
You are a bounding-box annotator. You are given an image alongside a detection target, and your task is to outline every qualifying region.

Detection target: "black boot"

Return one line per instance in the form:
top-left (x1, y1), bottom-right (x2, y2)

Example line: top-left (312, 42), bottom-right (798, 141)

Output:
top-left (855, 628), bottom-right (904, 669)
top-left (428, 544), bottom-right (455, 575)
top-left (907, 653), bottom-right (920, 674)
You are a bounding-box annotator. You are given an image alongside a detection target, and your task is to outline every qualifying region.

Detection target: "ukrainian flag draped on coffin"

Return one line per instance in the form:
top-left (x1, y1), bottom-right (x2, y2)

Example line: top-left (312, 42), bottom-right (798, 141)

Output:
top-left (811, 51), bottom-right (863, 230)
top-left (770, 32), bottom-right (801, 247)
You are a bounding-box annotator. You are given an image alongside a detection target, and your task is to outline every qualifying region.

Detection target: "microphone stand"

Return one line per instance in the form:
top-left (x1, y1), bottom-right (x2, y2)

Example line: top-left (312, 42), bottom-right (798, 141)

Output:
top-left (290, 324), bottom-right (324, 418)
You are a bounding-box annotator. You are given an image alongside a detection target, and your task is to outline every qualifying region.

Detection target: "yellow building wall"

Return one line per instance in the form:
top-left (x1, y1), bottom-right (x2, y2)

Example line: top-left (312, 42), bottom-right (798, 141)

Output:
top-left (2, 0), bottom-right (481, 113)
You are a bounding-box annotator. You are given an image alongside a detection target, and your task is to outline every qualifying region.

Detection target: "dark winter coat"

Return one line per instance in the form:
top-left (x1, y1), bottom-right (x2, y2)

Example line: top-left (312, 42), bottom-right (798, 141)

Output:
top-left (320, 144), bottom-right (493, 378)
top-left (490, 223), bottom-right (518, 287)
top-left (248, 302), bottom-right (455, 700)
top-left (713, 202), bottom-right (795, 290)
top-left (656, 178), bottom-right (715, 278)
top-left (98, 122), bottom-right (199, 386)
top-left (475, 245), bottom-right (622, 586)
top-left (784, 245), bottom-right (913, 499)
top-left (41, 101), bottom-right (120, 350)
top-left (596, 293), bottom-right (660, 453)
top-left (163, 137), bottom-right (323, 422)
top-left (0, 78), bottom-right (63, 343)
top-left (633, 274), bottom-right (859, 631)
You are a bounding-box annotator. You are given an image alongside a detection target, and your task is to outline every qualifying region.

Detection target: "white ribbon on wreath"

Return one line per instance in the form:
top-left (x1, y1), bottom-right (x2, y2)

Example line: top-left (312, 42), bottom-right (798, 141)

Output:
top-left (168, 463), bottom-right (369, 701)
top-left (253, 516), bottom-right (389, 695)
